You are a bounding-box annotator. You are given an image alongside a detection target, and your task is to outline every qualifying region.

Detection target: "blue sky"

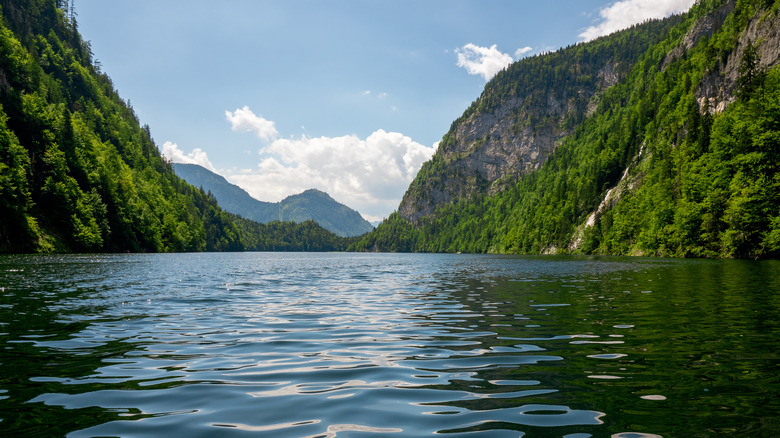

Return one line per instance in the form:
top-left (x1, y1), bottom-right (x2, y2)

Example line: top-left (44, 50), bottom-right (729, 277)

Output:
top-left (77, 0), bottom-right (695, 222)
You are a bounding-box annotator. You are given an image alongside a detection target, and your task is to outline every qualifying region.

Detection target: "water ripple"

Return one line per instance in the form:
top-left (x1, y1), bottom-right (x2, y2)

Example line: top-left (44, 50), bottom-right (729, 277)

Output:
top-left (0, 253), bottom-right (778, 437)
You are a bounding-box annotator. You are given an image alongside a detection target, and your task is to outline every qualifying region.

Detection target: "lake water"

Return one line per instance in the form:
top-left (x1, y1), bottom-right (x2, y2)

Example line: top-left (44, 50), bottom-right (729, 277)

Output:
top-left (0, 253), bottom-right (778, 437)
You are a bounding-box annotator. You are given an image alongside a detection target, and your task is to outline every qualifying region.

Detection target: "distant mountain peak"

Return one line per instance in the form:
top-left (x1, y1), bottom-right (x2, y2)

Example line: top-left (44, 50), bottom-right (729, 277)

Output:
top-left (173, 163), bottom-right (374, 237)
top-left (289, 188), bottom-right (331, 199)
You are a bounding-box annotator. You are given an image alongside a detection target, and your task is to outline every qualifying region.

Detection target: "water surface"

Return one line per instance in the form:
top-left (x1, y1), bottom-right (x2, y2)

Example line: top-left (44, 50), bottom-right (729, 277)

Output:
top-left (0, 253), bottom-right (778, 437)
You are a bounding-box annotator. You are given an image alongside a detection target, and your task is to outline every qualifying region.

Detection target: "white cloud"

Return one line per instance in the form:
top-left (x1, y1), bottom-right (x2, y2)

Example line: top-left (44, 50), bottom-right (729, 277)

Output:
top-left (580, 0), bottom-right (696, 41)
top-left (225, 129), bottom-right (435, 222)
top-left (225, 106), bottom-right (279, 141)
top-left (515, 46), bottom-right (533, 59)
top-left (160, 141), bottom-right (216, 171)
top-left (456, 43), bottom-right (514, 81)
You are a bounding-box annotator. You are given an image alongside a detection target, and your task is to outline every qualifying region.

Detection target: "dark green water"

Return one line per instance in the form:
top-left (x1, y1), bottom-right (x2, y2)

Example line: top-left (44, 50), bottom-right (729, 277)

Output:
top-left (0, 253), bottom-right (778, 437)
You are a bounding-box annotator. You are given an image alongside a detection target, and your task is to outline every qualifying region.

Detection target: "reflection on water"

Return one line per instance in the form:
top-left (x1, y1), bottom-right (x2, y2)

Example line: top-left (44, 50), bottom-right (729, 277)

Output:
top-left (0, 253), bottom-right (778, 437)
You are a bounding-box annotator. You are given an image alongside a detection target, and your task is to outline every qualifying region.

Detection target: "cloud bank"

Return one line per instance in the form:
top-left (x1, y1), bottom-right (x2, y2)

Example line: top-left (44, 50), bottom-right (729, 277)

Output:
top-left (227, 129), bottom-right (435, 222)
top-left (580, 0), bottom-right (696, 41)
top-left (163, 105), bottom-right (436, 222)
top-left (212, 106), bottom-right (434, 221)
top-left (161, 141), bottom-right (216, 171)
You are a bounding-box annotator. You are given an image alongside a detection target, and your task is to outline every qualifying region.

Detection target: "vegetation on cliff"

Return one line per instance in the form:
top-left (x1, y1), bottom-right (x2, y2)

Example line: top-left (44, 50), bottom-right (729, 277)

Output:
top-left (355, 0), bottom-right (780, 259)
top-left (0, 0), bottom-right (349, 253)
top-left (399, 14), bottom-right (685, 222)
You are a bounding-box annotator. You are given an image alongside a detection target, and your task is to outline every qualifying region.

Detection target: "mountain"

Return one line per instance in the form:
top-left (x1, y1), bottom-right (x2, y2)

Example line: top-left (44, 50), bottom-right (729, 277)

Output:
top-left (0, 0), bottom-right (350, 253)
top-left (354, 0), bottom-right (780, 259)
top-left (173, 163), bottom-right (374, 237)
top-left (398, 15), bottom-right (686, 223)
top-left (172, 163), bottom-right (277, 222)
top-left (277, 189), bottom-right (374, 237)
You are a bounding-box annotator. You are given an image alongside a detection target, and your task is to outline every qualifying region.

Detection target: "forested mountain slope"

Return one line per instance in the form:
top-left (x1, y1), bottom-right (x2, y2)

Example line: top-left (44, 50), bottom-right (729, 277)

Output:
top-left (0, 0), bottom-right (348, 253)
top-left (173, 163), bottom-right (277, 223)
top-left (276, 189), bottom-right (374, 237)
top-left (355, 0), bottom-right (780, 259)
top-left (398, 14), bottom-right (685, 223)
top-left (0, 0), bottom-right (244, 252)
top-left (174, 163), bottom-right (374, 237)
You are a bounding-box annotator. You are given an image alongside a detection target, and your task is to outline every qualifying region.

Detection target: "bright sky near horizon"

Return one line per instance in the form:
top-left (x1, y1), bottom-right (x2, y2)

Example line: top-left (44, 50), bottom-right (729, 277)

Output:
top-left (76, 0), bottom-right (695, 222)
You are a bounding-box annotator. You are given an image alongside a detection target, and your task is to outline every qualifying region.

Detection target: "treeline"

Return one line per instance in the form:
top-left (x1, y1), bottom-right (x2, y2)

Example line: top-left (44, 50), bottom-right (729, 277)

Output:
top-left (0, 0), bottom-right (351, 253)
top-left (354, 0), bottom-right (780, 259)
top-left (234, 217), bottom-right (358, 252)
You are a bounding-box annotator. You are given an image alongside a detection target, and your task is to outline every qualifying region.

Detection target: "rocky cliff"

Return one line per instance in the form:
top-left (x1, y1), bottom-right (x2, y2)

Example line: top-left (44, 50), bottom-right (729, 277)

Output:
top-left (398, 17), bottom-right (684, 223)
top-left (567, 0), bottom-right (780, 253)
top-left (355, 0), bottom-right (780, 259)
top-left (694, 0), bottom-right (780, 113)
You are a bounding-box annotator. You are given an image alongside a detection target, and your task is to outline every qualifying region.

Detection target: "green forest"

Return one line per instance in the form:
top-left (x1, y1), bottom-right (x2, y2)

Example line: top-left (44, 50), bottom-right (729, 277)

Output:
top-left (3, 0), bottom-right (778, 258)
top-left (0, 0), bottom-right (350, 253)
top-left (354, 0), bottom-right (780, 259)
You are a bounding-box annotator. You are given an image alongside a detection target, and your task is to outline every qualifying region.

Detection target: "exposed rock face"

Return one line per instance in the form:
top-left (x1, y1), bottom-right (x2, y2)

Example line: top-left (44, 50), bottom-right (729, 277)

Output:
top-left (448, 94), bottom-right (577, 183)
top-left (397, 17), bottom-right (684, 224)
top-left (399, 64), bottom-right (619, 224)
top-left (568, 143), bottom-right (646, 253)
top-left (570, 1), bottom-right (780, 252)
top-left (398, 2), bottom-right (780, 227)
top-left (662, 0), bottom-right (735, 71)
top-left (694, 0), bottom-right (780, 113)
top-left (441, 95), bottom-right (569, 186)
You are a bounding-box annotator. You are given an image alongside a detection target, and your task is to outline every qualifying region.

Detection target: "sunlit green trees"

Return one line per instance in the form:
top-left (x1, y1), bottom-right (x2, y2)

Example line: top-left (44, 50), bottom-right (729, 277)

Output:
top-left (354, 0), bottom-right (780, 259)
top-left (0, 0), bottom-right (352, 253)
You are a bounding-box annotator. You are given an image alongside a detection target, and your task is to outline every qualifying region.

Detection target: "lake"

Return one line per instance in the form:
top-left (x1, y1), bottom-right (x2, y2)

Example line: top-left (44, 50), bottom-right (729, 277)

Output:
top-left (0, 253), bottom-right (778, 437)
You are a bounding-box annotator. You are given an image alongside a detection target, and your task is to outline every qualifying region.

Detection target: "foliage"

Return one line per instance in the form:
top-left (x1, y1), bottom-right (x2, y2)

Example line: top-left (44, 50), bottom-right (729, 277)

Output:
top-left (0, 0), bottom-right (243, 252)
top-left (235, 216), bottom-right (358, 252)
top-left (355, 0), bottom-right (780, 259)
top-left (452, 16), bottom-right (687, 135)
top-left (736, 38), bottom-right (766, 98)
top-left (347, 212), bottom-right (418, 252)
top-left (0, 0), bottom-right (352, 253)
top-left (403, 14), bottom-right (687, 217)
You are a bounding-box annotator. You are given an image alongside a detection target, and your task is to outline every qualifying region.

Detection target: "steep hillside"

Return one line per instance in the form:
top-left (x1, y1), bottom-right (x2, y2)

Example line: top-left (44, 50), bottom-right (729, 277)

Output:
top-left (356, 0), bottom-right (780, 259)
top-left (398, 15), bottom-right (685, 223)
top-left (173, 163), bottom-right (374, 237)
top-left (173, 163), bottom-right (277, 222)
top-left (0, 0), bottom-right (246, 252)
top-left (0, 0), bottom-right (350, 253)
top-left (278, 189), bottom-right (374, 237)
